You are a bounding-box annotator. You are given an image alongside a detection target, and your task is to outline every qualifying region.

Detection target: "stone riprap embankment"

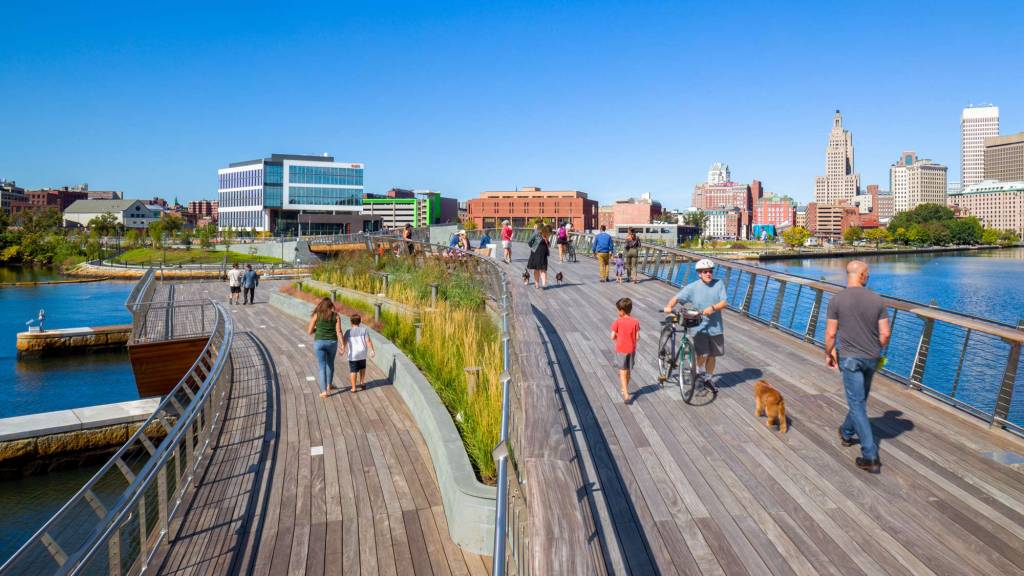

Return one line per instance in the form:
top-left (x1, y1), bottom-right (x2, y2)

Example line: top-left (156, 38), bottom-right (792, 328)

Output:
top-left (0, 398), bottom-right (163, 477)
top-left (66, 263), bottom-right (310, 280)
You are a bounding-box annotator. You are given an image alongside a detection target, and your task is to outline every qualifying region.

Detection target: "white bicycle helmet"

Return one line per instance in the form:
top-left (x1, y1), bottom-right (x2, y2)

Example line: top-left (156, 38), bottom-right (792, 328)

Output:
top-left (695, 258), bottom-right (715, 271)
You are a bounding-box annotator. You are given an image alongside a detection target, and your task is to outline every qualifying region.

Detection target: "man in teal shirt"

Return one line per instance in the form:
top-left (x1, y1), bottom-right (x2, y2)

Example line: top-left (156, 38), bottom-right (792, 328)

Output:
top-left (663, 258), bottom-right (729, 386)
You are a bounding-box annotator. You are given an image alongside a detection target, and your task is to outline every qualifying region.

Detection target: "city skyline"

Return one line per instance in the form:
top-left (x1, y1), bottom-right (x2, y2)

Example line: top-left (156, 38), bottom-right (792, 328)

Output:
top-left (2, 1), bottom-right (1022, 207)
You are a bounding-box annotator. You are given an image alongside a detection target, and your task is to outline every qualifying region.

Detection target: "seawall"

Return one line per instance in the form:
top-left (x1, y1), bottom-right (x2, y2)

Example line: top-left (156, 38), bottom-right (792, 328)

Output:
top-left (0, 399), bottom-right (162, 478)
top-left (16, 324), bottom-right (131, 357)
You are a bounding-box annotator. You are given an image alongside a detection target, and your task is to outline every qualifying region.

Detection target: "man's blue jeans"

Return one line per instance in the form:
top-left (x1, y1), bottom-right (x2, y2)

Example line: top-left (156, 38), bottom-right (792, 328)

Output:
top-left (314, 339), bottom-right (338, 392)
top-left (839, 357), bottom-right (879, 460)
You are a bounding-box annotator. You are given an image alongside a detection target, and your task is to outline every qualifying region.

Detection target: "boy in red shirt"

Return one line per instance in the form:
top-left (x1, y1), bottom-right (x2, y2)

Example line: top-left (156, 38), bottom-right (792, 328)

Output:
top-left (610, 297), bottom-right (640, 403)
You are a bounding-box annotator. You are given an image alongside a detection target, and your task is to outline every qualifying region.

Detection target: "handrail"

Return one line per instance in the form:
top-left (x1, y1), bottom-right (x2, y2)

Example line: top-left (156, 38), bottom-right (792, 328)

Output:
top-left (364, 231), bottom-right (527, 576)
top-left (124, 267), bottom-right (156, 313)
top-left (552, 228), bottom-right (1024, 434)
top-left (1, 291), bottom-right (235, 574)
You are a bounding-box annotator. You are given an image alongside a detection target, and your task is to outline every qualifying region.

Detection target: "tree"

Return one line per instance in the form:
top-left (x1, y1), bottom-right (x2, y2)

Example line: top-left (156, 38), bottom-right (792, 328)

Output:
top-left (998, 229), bottom-right (1020, 246)
top-left (161, 214), bottom-right (183, 240)
top-left (124, 229), bottom-right (141, 248)
top-left (889, 203), bottom-right (955, 231)
top-left (197, 226), bottom-right (213, 249)
top-left (682, 209), bottom-right (710, 236)
top-left (462, 219), bottom-right (478, 231)
top-left (148, 221), bottom-right (165, 248)
top-left (87, 213), bottom-right (120, 238)
top-left (222, 226), bottom-right (235, 252)
top-left (981, 228), bottom-right (1000, 245)
top-left (781, 226), bottom-right (811, 249)
top-left (947, 216), bottom-right (983, 245)
top-left (843, 226), bottom-right (863, 245)
top-left (863, 227), bottom-right (892, 248)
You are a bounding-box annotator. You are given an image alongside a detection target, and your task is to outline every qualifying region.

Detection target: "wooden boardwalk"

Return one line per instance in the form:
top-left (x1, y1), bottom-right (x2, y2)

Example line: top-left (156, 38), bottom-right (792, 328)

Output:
top-left (149, 281), bottom-right (491, 575)
top-left (499, 242), bottom-right (1024, 576)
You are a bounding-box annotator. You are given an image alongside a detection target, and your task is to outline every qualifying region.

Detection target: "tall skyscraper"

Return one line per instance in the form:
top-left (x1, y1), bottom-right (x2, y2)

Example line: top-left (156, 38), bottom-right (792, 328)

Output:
top-left (707, 162), bottom-right (730, 185)
top-left (984, 132), bottom-right (1024, 182)
top-left (961, 105), bottom-right (999, 189)
top-left (890, 151), bottom-right (948, 214)
top-left (813, 110), bottom-right (860, 205)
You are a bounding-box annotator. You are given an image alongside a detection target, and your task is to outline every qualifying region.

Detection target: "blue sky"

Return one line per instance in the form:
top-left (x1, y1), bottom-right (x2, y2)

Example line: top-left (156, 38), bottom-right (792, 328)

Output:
top-left (1, 1), bottom-right (1021, 207)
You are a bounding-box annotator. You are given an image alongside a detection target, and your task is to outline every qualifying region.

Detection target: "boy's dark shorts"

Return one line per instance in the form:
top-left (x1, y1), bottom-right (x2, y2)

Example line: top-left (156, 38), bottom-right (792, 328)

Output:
top-left (616, 352), bottom-right (634, 370)
top-left (693, 333), bottom-right (725, 357)
top-left (230, 286), bottom-right (241, 294)
top-left (349, 359), bottom-right (367, 373)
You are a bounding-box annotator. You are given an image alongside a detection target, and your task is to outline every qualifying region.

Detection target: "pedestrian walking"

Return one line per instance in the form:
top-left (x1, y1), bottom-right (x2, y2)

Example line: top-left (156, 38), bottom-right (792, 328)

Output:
top-left (242, 264), bottom-right (259, 305)
top-left (613, 252), bottom-right (626, 283)
top-left (402, 223), bottom-right (415, 255)
top-left (610, 297), bottom-right (640, 403)
top-left (556, 222), bottom-right (569, 262)
top-left (527, 225), bottom-right (551, 289)
top-left (341, 313), bottom-right (376, 393)
top-left (501, 220), bottom-right (513, 263)
top-left (226, 263), bottom-right (243, 305)
top-left (825, 260), bottom-right (891, 474)
top-left (306, 297), bottom-right (342, 398)
top-left (624, 228), bottom-right (641, 283)
top-left (662, 259), bottom-right (728, 387)
top-left (592, 225), bottom-right (614, 281)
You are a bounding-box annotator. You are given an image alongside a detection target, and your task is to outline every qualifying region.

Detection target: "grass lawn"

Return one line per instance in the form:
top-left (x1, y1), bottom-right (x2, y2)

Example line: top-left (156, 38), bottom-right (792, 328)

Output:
top-left (115, 247), bottom-right (284, 265)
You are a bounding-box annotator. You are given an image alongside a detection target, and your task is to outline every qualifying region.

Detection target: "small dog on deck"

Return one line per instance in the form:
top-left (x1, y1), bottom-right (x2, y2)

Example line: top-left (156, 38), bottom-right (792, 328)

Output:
top-left (522, 270), bottom-right (530, 285)
top-left (555, 271), bottom-right (564, 285)
top-left (754, 380), bottom-right (787, 432)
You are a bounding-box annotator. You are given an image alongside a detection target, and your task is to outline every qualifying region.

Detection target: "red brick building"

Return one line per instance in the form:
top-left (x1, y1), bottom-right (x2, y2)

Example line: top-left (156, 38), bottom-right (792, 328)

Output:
top-left (599, 194), bottom-right (663, 229)
top-left (188, 200), bottom-right (219, 221)
top-left (753, 194), bottom-right (797, 228)
top-left (467, 187), bottom-right (598, 230)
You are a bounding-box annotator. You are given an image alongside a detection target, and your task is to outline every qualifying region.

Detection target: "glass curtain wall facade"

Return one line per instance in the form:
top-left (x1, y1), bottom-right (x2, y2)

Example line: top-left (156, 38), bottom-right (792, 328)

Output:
top-left (218, 155), bottom-right (363, 234)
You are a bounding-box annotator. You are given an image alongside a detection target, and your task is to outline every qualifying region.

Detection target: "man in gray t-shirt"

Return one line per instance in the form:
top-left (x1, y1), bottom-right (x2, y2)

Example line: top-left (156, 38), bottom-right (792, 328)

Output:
top-left (824, 260), bottom-right (891, 474)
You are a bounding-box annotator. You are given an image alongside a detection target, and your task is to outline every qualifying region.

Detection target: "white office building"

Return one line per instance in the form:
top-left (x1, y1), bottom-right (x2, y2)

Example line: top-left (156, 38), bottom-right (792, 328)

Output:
top-left (961, 105), bottom-right (999, 190)
top-left (63, 199), bottom-right (161, 229)
top-left (890, 151), bottom-right (948, 214)
top-left (217, 153), bottom-right (366, 235)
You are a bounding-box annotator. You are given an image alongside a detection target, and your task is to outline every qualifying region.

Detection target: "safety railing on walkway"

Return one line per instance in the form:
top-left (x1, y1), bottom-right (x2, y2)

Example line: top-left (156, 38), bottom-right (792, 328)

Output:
top-left (555, 229), bottom-right (1024, 435)
top-left (1, 284), bottom-right (235, 575)
top-left (365, 232), bottom-right (528, 576)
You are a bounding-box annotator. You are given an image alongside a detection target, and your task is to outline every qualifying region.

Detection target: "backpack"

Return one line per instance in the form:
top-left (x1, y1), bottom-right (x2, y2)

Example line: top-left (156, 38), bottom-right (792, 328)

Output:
top-left (557, 227), bottom-right (567, 240)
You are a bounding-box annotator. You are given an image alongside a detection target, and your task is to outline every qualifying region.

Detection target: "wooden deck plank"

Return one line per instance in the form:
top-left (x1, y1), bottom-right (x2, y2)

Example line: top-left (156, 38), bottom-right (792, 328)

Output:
top-left (494, 244), bottom-right (1024, 576)
top-left (148, 281), bottom-right (488, 575)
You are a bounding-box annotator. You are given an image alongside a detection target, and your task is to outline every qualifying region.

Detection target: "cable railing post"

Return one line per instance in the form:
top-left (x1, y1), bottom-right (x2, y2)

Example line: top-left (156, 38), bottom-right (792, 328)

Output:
top-left (992, 320), bottom-right (1024, 428)
top-left (805, 288), bottom-right (824, 342)
top-left (910, 303), bottom-right (938, 391)
top-left (771, 280), bottom-right (788, 328)
top-left (741, 272), bottom-right (757, 314)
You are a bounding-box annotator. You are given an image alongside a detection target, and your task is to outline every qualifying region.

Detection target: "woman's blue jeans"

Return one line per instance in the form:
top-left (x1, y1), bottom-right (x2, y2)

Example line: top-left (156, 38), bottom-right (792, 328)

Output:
top-left (313, 339), bottom-right (338, 392)
top-left (839, 357), bottom-right (879, 460)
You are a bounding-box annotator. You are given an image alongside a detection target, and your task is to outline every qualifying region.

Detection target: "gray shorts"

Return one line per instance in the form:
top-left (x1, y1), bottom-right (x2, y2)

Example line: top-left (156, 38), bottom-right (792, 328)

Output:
top-left (616, 352), bottom-right (635, 370)
top-left (693, 333), bottom-right (725, 357)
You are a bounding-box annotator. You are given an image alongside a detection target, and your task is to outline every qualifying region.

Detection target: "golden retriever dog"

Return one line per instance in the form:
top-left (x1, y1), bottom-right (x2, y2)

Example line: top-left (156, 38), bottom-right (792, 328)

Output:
top-left (754, 380), bottom-right (787, 433)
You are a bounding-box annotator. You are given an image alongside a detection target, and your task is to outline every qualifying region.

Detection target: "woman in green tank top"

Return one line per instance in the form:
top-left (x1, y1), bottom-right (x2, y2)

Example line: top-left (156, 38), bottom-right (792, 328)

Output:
top-left (306, 297), bottom-right (342, 398)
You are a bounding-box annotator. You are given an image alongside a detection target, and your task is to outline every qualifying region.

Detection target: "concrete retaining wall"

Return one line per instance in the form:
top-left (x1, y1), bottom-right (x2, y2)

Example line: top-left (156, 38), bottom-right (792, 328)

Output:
top-left (17, 324), bottom-right (131, 357)
top-left (298, 278), bottom-right (420, 317)
top-left (269, 291), bottom-right (497, 555)
top-left (0, 398), bottom-right (162, 477)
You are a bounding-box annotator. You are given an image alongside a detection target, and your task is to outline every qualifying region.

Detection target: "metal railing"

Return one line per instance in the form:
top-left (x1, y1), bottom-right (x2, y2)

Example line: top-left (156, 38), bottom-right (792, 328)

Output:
top-left (364, 232), bottom-right (528, 576)
top-left (2, 287), bottom-right (235, 574)
top-left (551, 229), bottom-right (1024, 435)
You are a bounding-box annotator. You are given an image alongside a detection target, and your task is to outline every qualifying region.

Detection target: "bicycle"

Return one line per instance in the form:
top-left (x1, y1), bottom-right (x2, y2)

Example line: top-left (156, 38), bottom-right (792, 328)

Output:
top-left (566, 240), bottom-right (577, 262)
top-left (657, 307), bottom-right (717, 403)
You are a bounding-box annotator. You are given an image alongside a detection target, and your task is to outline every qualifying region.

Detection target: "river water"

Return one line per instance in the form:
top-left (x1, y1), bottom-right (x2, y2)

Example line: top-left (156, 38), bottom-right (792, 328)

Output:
top-left (1, 266), bottom-right (138, 562)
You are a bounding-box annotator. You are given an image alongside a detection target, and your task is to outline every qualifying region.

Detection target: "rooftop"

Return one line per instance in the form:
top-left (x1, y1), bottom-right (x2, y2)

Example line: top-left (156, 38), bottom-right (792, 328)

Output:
top-left (64, 199), bottom-right (145, 213)
top-left (955, 180), bottom-right (1024, 195)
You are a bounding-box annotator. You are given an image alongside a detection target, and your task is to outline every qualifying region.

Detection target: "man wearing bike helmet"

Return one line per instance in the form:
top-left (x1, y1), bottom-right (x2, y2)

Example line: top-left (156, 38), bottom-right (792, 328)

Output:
top-left (663, 258), bottom-right (728, 386)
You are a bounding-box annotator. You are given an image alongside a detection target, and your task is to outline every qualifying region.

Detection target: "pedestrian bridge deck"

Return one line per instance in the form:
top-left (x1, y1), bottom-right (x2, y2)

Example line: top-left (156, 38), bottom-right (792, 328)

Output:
top-left (500, 241), bottom-right (1024, 575)
top-left (147, 281), bottom-right (491, 575)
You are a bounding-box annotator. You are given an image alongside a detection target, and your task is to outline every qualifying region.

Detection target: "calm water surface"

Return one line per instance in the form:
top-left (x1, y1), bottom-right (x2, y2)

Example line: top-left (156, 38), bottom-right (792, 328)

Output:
top-left (1, 267), bottom-right (138, 418)
top-left (757, 247), bottom-right (1024, 326)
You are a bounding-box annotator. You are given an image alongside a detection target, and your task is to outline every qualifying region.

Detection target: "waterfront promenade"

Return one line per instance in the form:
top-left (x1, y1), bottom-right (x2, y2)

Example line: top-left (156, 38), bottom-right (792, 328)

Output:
top-left (497, 240), bottom-right (1024, 575)
top-left (145, 281), bottom-right (491, 575)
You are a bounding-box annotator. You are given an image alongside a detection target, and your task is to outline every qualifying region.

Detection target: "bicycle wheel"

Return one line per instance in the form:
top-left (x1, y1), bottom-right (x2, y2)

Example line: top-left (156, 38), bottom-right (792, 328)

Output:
top-left (657, 327), bottom-right (676, 384)
top-left (679, 338), bottom-right (698, 403)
